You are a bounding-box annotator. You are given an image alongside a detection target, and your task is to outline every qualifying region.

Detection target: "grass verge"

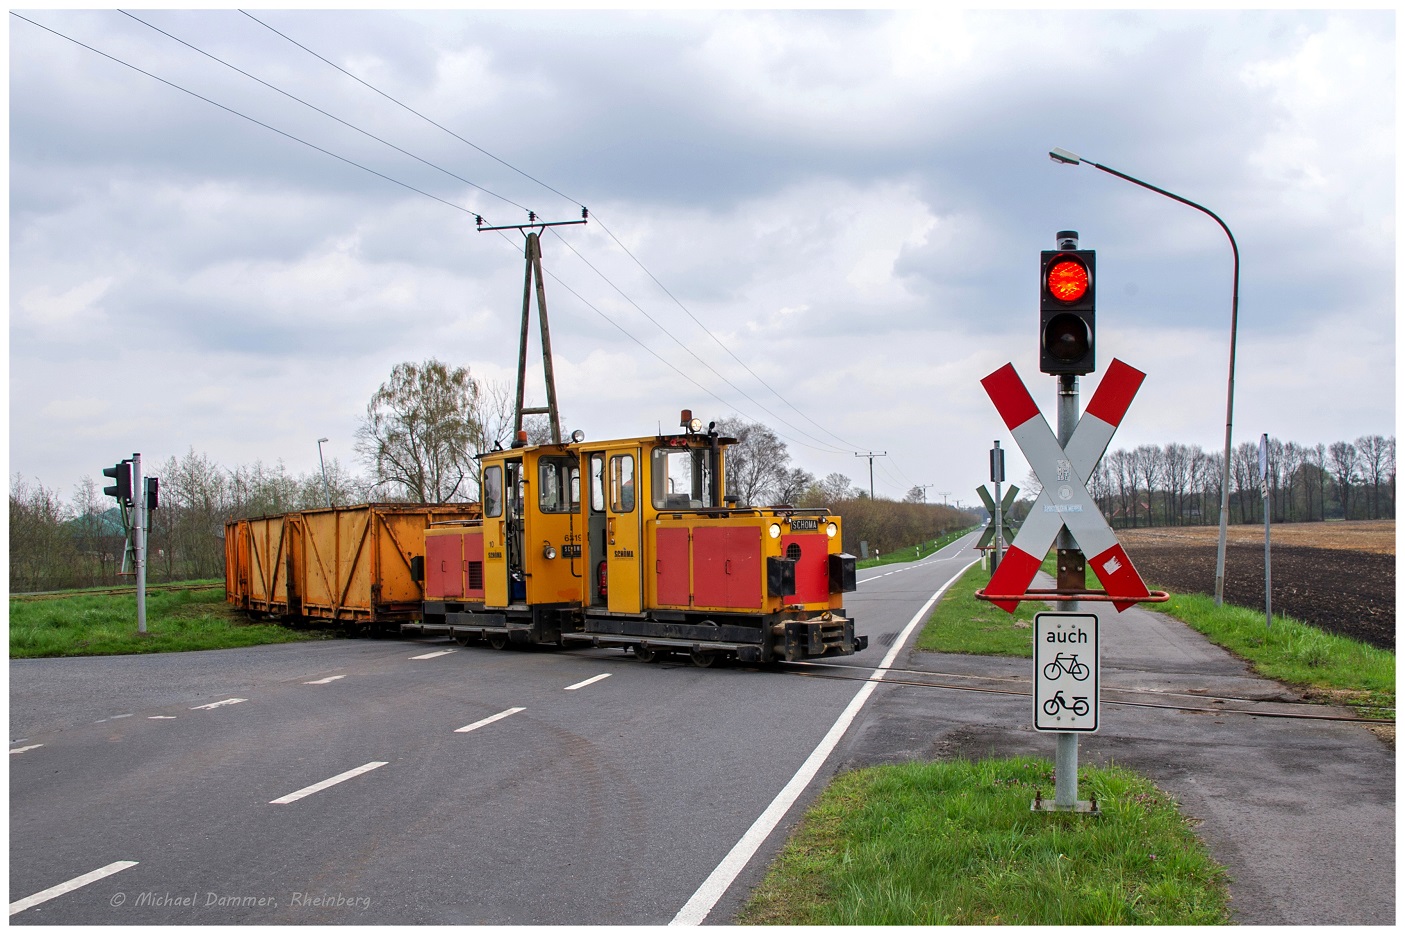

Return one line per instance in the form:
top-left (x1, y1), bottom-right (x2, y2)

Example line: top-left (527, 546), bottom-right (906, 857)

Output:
top-left (738, 756), bottom-right (1229, 925)
top-left (914, 553), bottom-right (1394, 721)
top-left (1145, 593), bottom-right (1395, 720)
top-left (856, 526), bottom-right (979, 569)
top-left (10, 586), bottom-right (331, 658)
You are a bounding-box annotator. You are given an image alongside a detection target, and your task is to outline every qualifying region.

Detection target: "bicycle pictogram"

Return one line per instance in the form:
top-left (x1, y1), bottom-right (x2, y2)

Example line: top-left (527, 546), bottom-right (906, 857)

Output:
top-left (1042, 691), bottom-right (1090, 718)
top-left (1043, 652), bottom-right (1090, 682)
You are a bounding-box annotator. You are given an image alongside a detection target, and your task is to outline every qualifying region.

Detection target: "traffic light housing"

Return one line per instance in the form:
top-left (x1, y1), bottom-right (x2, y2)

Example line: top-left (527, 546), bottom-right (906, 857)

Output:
top-left (145, 476), bottom-right (159, 512)
top-left (103, 461), bottom-right (132, 503)
top-left (1040, 239), bottom-right (1096, 375)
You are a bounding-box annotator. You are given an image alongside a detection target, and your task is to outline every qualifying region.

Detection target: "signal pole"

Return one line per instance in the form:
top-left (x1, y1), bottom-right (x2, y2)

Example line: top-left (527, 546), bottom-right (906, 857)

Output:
top-left (853, 451), bottom-right (887, 500)
top-left (132, 452), bottom-right (147, 635)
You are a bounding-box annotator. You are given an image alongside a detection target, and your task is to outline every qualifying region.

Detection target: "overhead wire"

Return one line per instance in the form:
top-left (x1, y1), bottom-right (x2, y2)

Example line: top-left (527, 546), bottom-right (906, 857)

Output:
top-left (238, 8), bottom-right (874, 456)
top-left (144, 7), bottom-right (855, 457)
top-left (27, 10), bottom-right (912, 477)
top-left (13, 10), bottom-right (832, 449)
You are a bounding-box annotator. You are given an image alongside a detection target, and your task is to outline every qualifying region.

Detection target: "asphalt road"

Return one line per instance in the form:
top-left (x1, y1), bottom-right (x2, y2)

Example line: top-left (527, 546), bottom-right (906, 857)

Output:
top-left (9, 535), bottom-right (982, 925)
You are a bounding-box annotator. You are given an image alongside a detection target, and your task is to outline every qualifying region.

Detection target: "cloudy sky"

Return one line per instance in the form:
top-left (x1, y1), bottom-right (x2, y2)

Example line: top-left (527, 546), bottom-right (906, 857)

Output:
top-left (9, 8), bottom-right (1395, 509)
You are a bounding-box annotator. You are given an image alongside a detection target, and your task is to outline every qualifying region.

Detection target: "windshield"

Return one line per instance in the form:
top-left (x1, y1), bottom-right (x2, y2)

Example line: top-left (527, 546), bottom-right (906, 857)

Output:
top-left (651, 446), bottom-right (714, 510)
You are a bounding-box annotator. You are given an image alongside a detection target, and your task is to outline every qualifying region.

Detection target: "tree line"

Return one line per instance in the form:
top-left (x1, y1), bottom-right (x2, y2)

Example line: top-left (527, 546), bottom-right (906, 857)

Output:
top-left (1016, 434), bottom-right (1395, 528)
top-left (10, 357), bottom-right (974, 591)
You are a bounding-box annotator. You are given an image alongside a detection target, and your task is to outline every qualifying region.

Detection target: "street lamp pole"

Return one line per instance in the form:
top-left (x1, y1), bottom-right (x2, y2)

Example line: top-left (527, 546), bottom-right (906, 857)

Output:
top-left (1049, 148), bottom-right (1240, 606)
top-left (317, 437), bottom-right (333, 508)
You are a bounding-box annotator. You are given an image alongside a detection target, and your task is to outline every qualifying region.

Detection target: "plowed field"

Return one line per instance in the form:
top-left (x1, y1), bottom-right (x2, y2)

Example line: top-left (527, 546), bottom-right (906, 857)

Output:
top-left (1118, 521), bottom-right (1395, 651)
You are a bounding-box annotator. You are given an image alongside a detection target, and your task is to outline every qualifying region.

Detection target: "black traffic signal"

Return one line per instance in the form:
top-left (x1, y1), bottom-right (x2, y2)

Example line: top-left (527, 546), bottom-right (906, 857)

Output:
top-left (1040, 233), bottom-right (1095, 375)
top-left (103, 461), bottom-right (132, 503)
top-left (145, 476), bottom-right (159, 512)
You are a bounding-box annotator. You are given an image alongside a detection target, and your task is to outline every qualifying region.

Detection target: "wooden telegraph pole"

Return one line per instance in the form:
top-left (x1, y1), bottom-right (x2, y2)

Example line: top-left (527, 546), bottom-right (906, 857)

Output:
top-left (477, 210), bottom-right (588, 444)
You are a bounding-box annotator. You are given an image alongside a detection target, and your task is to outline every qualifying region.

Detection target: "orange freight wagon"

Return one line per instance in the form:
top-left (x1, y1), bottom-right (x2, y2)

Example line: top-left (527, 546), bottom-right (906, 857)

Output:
top-left (225, 502), bottom-right (481, 629)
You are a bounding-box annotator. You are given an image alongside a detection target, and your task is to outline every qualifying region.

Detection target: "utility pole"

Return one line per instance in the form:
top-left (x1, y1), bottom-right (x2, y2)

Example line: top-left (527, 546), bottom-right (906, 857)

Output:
top-left (478, 209), bottom-right (588, 444)
top-left (853, 451), bottom-right (887, 500)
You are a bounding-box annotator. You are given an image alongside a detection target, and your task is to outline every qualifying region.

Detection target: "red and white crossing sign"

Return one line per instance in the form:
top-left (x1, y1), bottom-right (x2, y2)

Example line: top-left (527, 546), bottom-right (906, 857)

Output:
top-left (980, 359), bottom-right (1151, 613)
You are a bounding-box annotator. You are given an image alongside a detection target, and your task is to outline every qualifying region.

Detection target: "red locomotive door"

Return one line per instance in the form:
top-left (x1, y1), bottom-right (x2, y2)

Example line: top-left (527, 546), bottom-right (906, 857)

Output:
top-left (655, 527), bottom-right (690, 606)
top-left (425, 533), bottom-right (463, 600)
top-left (692, 527), bottom-right (761, 609)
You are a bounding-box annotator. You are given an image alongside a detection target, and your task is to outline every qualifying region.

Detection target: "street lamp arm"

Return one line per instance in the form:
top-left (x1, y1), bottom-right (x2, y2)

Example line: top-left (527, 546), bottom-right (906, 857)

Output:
top-left (1051, 150), bottom-right (1241, 606)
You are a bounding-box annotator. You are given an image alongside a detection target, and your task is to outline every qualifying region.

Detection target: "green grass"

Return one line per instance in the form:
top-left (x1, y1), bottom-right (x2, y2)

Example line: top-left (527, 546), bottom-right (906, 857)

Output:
top-left (739, 756), bottom-right (1229, 925)
top-left (857, 526), bottom-right (979, 569)
top-left (1146, 593), bottom-right (1395, 720)
top-left (915, 551), bottom-right (1065, 656)
top-left (915, 551), bottom-right (1394, 720)
top-left (9, 586), bottom-right (331, 658)
top-left (917, 560), bottom-right (1038, 655)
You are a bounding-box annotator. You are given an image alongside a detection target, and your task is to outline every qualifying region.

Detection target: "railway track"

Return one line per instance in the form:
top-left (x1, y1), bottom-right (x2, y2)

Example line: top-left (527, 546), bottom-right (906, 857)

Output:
top-left (9, 583), bottom-right (225, 602)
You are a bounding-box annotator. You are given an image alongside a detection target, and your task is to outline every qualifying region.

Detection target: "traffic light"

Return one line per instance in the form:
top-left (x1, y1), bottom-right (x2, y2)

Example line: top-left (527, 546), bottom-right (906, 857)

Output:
top-left (1040, 232), bottom-right (1095, 375)
top-left (103, 461), bottom-right (132, 503)
top-left (145, 476), bottom-right (159, 512)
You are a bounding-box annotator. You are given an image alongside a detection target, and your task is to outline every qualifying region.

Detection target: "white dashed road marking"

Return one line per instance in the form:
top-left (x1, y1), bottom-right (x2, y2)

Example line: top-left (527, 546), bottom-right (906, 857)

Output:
top-left (269, 762), bottom-right (388, 805)
top-left (564, 673), bottom-right (611, 691)
top-left (10, 860), bottom-right (139, 916)
top-left (305, 675), bottom-right (347, 684)
top-left (410, 649), bottom-right (457, 660)
top-left (455, 707), bottom-right (526, 734)
top-left (9, 744), bottom-right (44, 755)
top-left (190, 698), bottom-right (247, 710)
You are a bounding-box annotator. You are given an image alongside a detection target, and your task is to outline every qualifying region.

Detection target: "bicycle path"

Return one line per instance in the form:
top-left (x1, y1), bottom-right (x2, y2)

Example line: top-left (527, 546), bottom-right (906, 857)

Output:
top-left (836, 577), bottom-right (1395, 925)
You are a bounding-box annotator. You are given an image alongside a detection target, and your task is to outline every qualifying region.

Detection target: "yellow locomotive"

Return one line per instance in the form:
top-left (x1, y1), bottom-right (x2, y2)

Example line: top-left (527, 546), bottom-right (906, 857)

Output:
top-left (413, 411), bottom-right (862, 665)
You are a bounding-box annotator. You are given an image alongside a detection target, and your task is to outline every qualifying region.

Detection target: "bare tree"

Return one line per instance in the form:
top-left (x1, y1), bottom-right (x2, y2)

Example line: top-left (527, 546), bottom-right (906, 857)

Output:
top-left (1356, 434), bottom-right (1392, 519)
top-left (1328, 441), bottom-right (1358, 519)
top-left (356, 359), bottom-right (482, 503)
top-left (716, 417), bottom-right (792, 506)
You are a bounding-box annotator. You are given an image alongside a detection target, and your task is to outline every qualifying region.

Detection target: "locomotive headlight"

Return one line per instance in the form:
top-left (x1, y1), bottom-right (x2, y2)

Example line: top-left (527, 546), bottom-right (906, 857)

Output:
top-left (570, 429), bottom-right (585, 443)
top-left (688, 417), bottom-right (703, 433)
top-left (826, 522), bottom-right (838, 538)
top-left (768, 523), bottom-right (781, 539)
top-left (542, 543), bottom-right (558, 560)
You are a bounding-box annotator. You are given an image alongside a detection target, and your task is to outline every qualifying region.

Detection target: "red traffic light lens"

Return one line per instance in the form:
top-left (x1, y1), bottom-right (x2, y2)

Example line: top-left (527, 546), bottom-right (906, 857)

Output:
top-left (1046, 259), bottom-right (1089, 303)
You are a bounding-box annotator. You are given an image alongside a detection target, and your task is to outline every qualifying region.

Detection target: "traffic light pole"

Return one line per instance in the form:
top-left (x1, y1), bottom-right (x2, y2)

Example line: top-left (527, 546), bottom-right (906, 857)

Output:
top-left (1054, 375), bottom-right (1082, 809)
top-left (132, 452), bottom-right (147, 635)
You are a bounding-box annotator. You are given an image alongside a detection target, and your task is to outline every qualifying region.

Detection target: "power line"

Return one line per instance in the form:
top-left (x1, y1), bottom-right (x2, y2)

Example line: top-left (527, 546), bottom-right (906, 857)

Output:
top-left (11, 12), bottom-right (489, 224)
top-left (119, 9), bottom-right (532, 215)
top-left (241, 9), bottom-right (873, 455)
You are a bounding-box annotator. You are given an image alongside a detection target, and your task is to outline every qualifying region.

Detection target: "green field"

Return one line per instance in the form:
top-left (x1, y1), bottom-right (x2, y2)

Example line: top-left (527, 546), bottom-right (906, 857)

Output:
top-left (9, 585), bottom-right (329, 658)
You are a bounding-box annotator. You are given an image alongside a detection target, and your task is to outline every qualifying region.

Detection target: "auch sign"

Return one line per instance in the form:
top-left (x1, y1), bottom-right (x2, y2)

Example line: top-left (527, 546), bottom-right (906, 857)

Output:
top-left (1033, 612), bottom-right (1098, 732)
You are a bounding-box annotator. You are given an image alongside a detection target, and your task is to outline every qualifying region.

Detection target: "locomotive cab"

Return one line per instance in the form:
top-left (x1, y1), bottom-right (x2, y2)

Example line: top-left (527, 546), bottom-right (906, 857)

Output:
top-left (422, 413), bottom-right (863, 663)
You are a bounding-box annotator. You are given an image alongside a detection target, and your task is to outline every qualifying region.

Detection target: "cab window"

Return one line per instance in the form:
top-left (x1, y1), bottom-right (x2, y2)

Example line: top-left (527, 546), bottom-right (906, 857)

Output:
top-left (538, 457), bottom-right (578, 514)
top-left (651, 446), bottom-right (712, 510)
top-left (483, 465), bottom-right (503, 518)
top-left (609, 454), bottom-right (635, 513)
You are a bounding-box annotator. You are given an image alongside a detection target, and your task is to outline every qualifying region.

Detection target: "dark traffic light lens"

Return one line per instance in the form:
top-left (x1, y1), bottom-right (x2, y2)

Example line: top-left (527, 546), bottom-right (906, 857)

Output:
top-left (1044, 313), bottom-right (1090, 361)
top-left (1046, 259), bottom-right (1090, 303)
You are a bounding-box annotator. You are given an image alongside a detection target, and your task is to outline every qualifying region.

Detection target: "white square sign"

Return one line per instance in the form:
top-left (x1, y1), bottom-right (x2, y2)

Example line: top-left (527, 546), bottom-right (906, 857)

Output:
top-left (1033, 611), bottom-right (1099, 732)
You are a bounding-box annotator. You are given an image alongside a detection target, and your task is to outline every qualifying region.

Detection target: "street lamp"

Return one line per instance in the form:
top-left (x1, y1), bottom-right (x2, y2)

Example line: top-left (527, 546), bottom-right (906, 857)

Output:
top-left (1050, 148), bottom-right (1239, 606)
top-left (316, 437), bottom-right (333, 508)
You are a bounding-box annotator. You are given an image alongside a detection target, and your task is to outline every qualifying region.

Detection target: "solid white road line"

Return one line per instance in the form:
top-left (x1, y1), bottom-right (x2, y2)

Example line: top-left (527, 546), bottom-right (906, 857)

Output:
top-left (269, 762), bottom-right (388, 805)
top-left (454, 707), bottom-right (526, 733)
top-left (563, 673), bottom-right (611, 691)
top-left (305, 675), bottom-right (347, 684)
top-left (410, 649), bottom-right (457, 660)
top-left (9, 860), bottom-right (139, 916)
top-left (147, 716), bottom-right (176, 720)
top-left (669, 557), bottom-right (980, 926)
top-left (190, 698), bottom-right (247, 710)
top-left (9, 744), bottom-right (44, 755)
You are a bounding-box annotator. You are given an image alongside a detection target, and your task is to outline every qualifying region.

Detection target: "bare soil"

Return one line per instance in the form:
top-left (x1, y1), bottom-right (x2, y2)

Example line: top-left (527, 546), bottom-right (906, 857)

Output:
top-left (1118, 522), bottom-right (1395, 651)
